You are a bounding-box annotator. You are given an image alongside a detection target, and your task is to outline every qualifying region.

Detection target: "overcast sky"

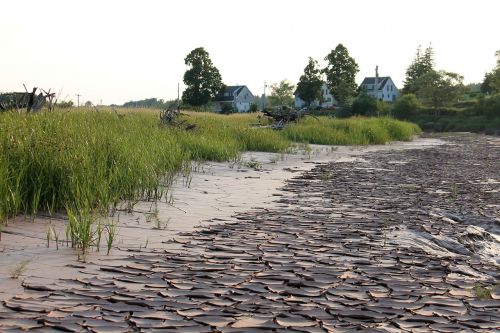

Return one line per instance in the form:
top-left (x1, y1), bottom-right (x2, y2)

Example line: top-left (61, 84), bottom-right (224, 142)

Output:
top-left (1, 0), bottom-right (498, 105)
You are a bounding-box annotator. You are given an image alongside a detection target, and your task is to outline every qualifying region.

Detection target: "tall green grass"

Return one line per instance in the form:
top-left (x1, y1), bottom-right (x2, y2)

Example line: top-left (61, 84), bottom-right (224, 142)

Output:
top-left (283, 117), bottom-right (421, 145)
top-left (0, 109), bottom-right (420, 255)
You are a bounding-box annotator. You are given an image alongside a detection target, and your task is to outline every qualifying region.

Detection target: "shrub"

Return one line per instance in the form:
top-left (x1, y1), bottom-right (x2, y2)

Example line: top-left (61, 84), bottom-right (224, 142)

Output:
top-left (351, 93), bottom-right (378, 116)
top-left (249, 103), bottom-right (258, 112)
top-left (57, 100), bottom-right (74, 108)
top-left (392, 94), bottom-right (421, 119)
top-left (220, 103), bottom-right (235, 114)
top-left (377, 101), bottom-right (392, 116)
top-left (476, 93), bottom-right (500, 118)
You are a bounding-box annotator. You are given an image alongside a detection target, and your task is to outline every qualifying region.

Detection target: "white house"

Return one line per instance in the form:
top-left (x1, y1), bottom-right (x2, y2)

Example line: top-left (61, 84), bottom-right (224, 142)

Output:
top-left (294, 82), bottom-right (338, 109)
top-left (213, 85), bottom-right (254, 112)
top-left (359, 66), bottom-right (399, 102)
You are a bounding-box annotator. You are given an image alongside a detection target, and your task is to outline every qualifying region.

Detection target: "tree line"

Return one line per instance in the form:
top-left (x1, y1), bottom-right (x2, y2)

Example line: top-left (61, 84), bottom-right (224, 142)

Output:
top-left (125, 45), bottom-right (500, 125)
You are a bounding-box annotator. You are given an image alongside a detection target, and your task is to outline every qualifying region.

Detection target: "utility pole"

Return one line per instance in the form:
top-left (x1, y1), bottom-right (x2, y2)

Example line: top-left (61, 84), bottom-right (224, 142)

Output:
top-left (177, 82), bottom-right (180, 112)
top-left (76, 94), bottom-right (81, 107)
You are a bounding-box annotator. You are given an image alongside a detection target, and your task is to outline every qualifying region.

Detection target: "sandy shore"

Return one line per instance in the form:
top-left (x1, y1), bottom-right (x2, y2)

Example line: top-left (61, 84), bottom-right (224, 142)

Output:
top-left (1, 134), bottom-right (498, 332)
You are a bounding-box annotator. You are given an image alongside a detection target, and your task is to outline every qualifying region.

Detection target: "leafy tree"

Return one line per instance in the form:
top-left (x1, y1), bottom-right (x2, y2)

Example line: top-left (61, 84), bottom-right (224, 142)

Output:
top-left (402, 45), bottom-right (435, 94)
top-left (351, 92), bottom-right (377, 116)
top-left (481, 72), bottom-right (496, 94)
top-left (392, 94), bottom-right (421, 119)
top-left (476, 93), bottom-right (500, 118)
top-left (57, 100), bottom-right (74, 108)
top-left (182, 47), bottom-right (224, 106)
top-left (413, 70), bottom-right (464, 112)
top-left (296, 57), bottom-right (323, 108)
top-left (481, 50), bottom-right (500, 94)
top-left (123, 98), bottom-right (174, 108)
top-left (268, 80), bottom-right (295, 107)
top-left (323, 44), bottom-right (359, 106)
top-left (249, 103), bottom-right (258, 112)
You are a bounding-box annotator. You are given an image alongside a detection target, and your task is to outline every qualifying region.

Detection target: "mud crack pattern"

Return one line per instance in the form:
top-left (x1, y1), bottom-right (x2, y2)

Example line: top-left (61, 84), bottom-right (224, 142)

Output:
top-left (1, 134), bottom-right (499, 332)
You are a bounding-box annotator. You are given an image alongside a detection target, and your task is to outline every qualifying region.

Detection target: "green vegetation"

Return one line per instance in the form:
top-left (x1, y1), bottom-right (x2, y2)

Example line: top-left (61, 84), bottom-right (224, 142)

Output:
top-left (481, 50), bottom-right (500, 94)
top-left (9, 260), bottom-right (30, 279)
top-left (268, 80), bottom-right (295, 107)
top-left (402, 45), bottom-right (435, 94)
top-left (182, 47), bottom-right (224, 106)
top-left (283, 117), bottom-right (420, 145)
top-left (473, 284), bottom-right (492, 300)
top-left (0, 108), bottom-right (419, 257)
top-left (123, 97), bottom-right (177, 109)
top-left (296, 57), bottom-right (323, 108)
top-left (323, 43), bottom-right (359, 105)
top-left (393, 93), bottom-right (500, 133)
top-left (392, 47), bottom-right (500, 133)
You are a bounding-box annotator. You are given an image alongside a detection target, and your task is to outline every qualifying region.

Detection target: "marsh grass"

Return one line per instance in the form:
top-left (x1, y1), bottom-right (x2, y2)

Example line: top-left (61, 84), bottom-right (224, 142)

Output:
top-left (105, 219), bottom-right (118, 255)
top-left (244, 158), bottom-right (262, 170)
top-left (473, 284), bottom-right (492, 300)
top-left (9, 259), bottom-right (30, 279)
top-left (283, 117), bottom-right (421, 145)
top-left (0, 108), bottom-right (419, 256)
top-left (450, 182), bottom-right (459, 201)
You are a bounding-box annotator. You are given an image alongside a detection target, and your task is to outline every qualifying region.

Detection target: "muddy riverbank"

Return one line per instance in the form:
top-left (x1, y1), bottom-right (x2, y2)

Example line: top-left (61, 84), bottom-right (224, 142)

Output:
top-left (0, 134), bottom-right (499, 332)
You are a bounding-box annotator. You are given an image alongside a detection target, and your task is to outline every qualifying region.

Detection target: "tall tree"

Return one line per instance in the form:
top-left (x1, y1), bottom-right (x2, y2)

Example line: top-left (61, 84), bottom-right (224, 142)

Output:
top-left (403, 45), bottom-right (435, 94)
top-left (182, 47), bottom-right (224, 106)
top-left (296, 57), bottom-right (323, 108)
top-left (481, 50), bottom-right (500, 94)
top-left (323, 44), bottom-right (359, 105)
top-left (414, 70), bottom-right (464, 113)
top-left (268, 80), bottom-right (295, 107)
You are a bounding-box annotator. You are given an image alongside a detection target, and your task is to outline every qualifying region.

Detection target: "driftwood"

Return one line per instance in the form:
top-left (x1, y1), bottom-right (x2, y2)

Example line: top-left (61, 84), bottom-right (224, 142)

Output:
top-left (262, 107), bottom-right (318, 129)
top-left (0, 85), bottom-right (56, 113)
top-left (159, 109), bottom-right (196, 131)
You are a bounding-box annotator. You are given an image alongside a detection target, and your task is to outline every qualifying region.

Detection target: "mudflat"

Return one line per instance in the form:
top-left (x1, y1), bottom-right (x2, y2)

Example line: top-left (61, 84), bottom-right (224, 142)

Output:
top-left (0, 133), bottom-right (499, 332)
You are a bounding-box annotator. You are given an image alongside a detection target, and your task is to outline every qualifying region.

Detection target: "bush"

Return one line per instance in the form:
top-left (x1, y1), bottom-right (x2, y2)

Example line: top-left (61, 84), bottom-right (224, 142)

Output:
top-left (392, 94), bottom-right (421, 119)
top-left (476, 93), bottom-right (500, 118)
top-left (377, 101), bottom-right (392, 116)
top-left (249, 103), bottom-right (258, 112)
top-left (335, 106), bottom-right (353, 118)
top-left (220, 103), bottom-right (235, 115)
top-left (351, 93), bottom-right (377, 116)
top-left (57, 100), bottom-right (74, 108)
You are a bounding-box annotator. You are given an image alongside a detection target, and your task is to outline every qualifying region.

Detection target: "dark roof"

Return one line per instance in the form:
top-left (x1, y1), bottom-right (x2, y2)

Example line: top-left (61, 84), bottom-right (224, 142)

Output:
top-left (360, 76), bottom-right (390, 89)
top-left (214, 85), bottom-right (246, 102)
top-left (361, 76), bottom-right (389, 89)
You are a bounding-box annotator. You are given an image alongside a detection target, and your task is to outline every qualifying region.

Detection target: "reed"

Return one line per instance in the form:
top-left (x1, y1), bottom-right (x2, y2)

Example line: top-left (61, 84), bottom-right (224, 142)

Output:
top-left (0, 108), bottom-right (420, 256)
top-left (283, 116), bottom-right (421, 145)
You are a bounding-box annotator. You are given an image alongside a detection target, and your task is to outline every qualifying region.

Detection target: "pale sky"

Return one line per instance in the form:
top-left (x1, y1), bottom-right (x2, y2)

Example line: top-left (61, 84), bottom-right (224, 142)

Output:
top-left (1, 0), bottom-right (498, 105)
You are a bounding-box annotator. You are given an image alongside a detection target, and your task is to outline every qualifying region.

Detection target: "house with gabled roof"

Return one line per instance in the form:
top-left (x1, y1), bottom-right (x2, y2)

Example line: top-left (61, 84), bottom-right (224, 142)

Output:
top-left (213, 85), bottom-right (254, 112)
top-left (359, 66), bottom-right (399, 102)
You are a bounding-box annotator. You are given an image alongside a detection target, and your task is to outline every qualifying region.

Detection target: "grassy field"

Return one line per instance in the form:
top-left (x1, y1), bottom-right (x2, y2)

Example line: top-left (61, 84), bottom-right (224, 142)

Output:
top-left (0, 108), bottom-right (420, 255)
